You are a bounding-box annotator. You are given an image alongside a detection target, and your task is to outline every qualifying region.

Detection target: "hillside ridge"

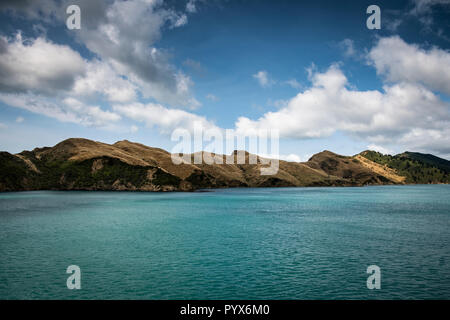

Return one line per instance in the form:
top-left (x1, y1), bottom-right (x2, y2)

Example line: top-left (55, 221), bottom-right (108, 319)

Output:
top-left (0, 138), bottom-right (448, 192)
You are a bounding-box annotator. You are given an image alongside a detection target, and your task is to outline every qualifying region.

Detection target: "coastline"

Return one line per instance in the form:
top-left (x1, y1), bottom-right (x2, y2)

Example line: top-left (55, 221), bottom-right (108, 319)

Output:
top-left (1, 182), bottom-right (449, 193)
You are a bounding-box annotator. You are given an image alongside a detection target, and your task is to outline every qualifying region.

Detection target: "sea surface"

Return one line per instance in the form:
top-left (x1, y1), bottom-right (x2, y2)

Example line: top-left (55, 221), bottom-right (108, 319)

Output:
top-left (0, 185), bottom-right (449, 299)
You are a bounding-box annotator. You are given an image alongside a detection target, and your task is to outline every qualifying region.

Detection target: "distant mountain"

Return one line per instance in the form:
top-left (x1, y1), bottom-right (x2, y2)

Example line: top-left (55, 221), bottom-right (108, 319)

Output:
top-left (0, 138), bottom-right (448, 192)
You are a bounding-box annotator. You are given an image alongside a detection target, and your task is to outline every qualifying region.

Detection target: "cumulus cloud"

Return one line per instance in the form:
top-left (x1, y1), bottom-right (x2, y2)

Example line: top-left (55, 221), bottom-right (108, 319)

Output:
top-left (0, 93), bottom-right (120, 127)
top-left (0, 0), bottom-right (203, 129)
top-left (72, 60), bottom-right (137, 103)
top-left (0, 0), bottom-right (199, 109)
top-left (282, 154), bottom-right (302, 162)
top-left (74, 0), bottom-right (199, 108)
top-left (369, 36), bottom-right (450, 95)
top-left (255, 153), bottom-right (303, 162)
top-left (266, 153), bottom-right (302, 162)
top-left (367, 144), bottom-right (394, 155)
top-left (0, 34), bottom-right (130, 127)
top-left (235, 64), bottom-right (450, 156)
top-left (113, 102), bottom-right (218, 134)
top-left (397, 127), bottom-right (450, 157)
top-left (0, 33), bottom-right (86, 95)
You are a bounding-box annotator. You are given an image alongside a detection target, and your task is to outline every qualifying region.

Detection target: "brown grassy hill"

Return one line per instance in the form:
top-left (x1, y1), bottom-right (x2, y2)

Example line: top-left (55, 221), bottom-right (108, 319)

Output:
top-left (0, 138), bottom-right (433, 192)
top-left (354, 154), bottom-right (405, 184)
top-left (305, 150), bottom-right (399, 185)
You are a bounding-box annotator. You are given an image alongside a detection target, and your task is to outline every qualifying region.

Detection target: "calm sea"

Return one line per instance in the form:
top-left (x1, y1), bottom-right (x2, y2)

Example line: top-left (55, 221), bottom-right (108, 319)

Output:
top-left (0, 185), bottom-right (449, 299)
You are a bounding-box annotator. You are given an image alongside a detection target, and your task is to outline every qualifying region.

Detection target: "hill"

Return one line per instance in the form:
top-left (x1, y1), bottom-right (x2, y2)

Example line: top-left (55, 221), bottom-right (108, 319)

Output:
top-left (359, 151), bottom-right (450, 184)
top-left (398, 152), bottom-right (450, 173)
top-left (0, 138), bottom-right (448, 192)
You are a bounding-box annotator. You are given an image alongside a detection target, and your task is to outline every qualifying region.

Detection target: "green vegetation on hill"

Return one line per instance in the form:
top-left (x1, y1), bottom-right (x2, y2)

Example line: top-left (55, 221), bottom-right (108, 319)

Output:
top-left (360, 151), bottom-right (450, 184)
top-left (399, 152), bottom-right (450, 173)
top-left (36, 157), bottom-right (154, 190)
top-left (0, 150), bottom-right (182, 191)
top-left (0, 152), bottom-right (36, 191)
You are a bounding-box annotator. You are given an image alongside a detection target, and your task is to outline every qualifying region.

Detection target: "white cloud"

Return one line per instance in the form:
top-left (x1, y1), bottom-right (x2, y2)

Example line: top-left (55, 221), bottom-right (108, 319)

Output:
top-left (172, 14), bottom-right (188, 28)
top-left (397, 127), bottom-right (450, 156)
top-left (15, 116), bottom-right (24, 123)
top-left (0, 93), bottom-right (120, 127)
top-left (235, 63), bottom-right (450, 156)
top-left (0, 123), bottom-right (7, 129)
top-left (113, 102), bottom-right (218, 134)
top-left (367, 144), bottom-right (393, 155)
top-left (253, 70), bottom-right (274, 88)
top-left (72, 60), bottom-right (137, 103)
top-left (74, 0), bottom-right (198, 108)
top-left (0, 33), bottom-right (85, 95)
top-left (281, 154), bottom-right (302, 162)
top-left (0, 35), bottom-right (132, 128)
top-left (0, 0), bottom-right (200, 109)
top-left (257, 153), bottom-right (302, 162)
top-left (0, 0), bottom-right (202, 129)
top-left (63, 97), bottom-right (121, 126)
top-left (369, 36), bottom-right (450, 95)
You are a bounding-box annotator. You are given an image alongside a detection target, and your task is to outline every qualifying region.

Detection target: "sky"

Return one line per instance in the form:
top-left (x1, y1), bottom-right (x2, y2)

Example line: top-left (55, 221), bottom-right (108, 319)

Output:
top-left (0, 0), bottom-right (449, 161)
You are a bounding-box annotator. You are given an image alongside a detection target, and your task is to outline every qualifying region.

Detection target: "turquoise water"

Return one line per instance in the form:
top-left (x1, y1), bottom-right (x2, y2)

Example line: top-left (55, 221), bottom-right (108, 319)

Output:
top-left (0, 185), bottom-right (449, 300)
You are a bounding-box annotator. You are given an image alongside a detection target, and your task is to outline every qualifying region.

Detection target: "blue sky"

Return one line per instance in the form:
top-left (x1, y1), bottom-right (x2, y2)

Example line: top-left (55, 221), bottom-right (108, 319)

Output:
top-left (0, 0), bottom-right (449, 160)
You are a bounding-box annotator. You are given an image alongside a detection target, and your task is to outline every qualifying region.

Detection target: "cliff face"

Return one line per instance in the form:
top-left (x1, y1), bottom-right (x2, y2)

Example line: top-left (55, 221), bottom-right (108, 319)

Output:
top-left (0, 138), bottom-right (449, 192)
